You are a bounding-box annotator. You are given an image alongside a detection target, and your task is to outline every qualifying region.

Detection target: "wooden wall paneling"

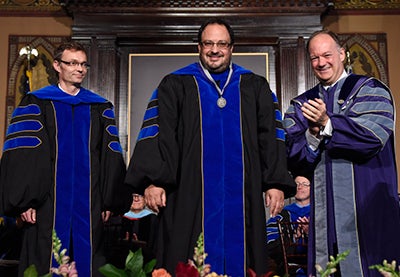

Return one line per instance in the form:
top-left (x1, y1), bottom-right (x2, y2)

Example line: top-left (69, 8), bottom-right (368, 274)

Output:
top-left (297, 36), bottom-right (319, 102)
top-left (279, 39), bottom-right (301, 114)
top-left (88, 37), bottom-right (119, 106)
top-left (118, 47), bottom-right (129, 159)
top-left (95, 38), bottom-right (119, 108)
top-left (279, 36), bottom-right (319, 111)
top-left (78, 36), bottom-right (121, 121)
top-left (297, 37), bottom-right (306, 96)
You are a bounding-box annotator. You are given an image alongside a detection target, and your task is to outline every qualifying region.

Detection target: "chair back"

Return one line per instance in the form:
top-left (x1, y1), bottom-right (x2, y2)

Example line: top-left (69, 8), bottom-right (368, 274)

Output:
top-left (277, 219), bottom-right (308, 276)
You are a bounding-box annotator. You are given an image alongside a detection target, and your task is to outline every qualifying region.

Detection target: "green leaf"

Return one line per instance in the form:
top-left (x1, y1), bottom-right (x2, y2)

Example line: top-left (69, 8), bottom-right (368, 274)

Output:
top-left (128, 269), bottom-right (146, 277)
top-left (143, 258), bottom-right (156, 274)
top-left (23, 264), bottom-right (38, 277)
top-left (126, 249), bottom-right (143, 274)
top-left (98, 263), bottom-right (128, 277)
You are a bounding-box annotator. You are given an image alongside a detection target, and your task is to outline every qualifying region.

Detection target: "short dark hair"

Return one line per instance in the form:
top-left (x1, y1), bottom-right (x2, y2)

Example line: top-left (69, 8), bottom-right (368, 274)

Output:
top-left (54, 41), bottom-right (87, 61)
top-left (306, 29), bottom-right (342, 53)
top-left (197, 18), bottom-right (235, 45)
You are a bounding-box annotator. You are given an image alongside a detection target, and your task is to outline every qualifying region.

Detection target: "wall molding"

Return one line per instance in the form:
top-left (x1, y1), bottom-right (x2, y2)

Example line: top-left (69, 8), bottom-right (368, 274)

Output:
top-left (1, 0), bottom-right (399, 16)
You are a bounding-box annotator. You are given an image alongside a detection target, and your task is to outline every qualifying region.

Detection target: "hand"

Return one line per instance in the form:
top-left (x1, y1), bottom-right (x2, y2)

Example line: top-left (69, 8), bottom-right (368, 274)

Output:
top-left (21, 208), bottom-right (36, 224)
top-left (265, 188), bottom-right (285, 217)
top-left (296, 216), bottom-right (309, 236)
top-left (144, 184), bottom-right (166, 213)
top-left (102, 211), bottom-right (112, 222)
top-left (301, 98), bottom-right (329, 129)
top-left (308, 123), bottom-right (321, 137)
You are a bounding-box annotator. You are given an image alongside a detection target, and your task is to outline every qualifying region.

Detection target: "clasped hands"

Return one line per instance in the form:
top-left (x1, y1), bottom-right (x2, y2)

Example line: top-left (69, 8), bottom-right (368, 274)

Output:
top-left (295, 216), bottom-right (309, 238)
top-left (301, 98), bottom-right (329, 136)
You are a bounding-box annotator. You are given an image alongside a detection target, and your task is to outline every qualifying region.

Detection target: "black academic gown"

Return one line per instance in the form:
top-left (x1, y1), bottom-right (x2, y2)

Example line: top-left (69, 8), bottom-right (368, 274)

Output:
top-left (125, 63), bottom-right (295, 276)
top-left (0, 85), bottom-right (127, 277)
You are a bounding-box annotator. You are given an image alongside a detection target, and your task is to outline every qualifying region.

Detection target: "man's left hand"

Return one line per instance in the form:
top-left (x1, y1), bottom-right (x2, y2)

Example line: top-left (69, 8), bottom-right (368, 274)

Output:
top-left (265, 188), bottom-right (285, 217)
top-left (102, 211), bottom-right (111, 222)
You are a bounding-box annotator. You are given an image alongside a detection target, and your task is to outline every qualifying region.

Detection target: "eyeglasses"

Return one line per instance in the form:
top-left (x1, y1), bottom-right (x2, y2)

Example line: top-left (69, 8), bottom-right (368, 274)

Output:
top-left (59, 60), bottom-right (90, 69)
top-left (132, 193), bottom-right (143, 200)
top-left (296, 182), bottom-right (311, 187)
top-left (200, 41), bottom-right (232, 49)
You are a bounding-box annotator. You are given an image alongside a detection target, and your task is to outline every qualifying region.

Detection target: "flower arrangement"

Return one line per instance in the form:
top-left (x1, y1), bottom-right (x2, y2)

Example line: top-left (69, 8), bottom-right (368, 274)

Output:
top-left (99, 232), bottom-right (226, 277)
top-left (314, 250), bottom-right (349, 277)
top-left (95, 237), bottom-right (400, 277)
top-left (171, 232), bottom-right (225, 277)
top-left (314, 250), bottom-right (399, 277)
top-left (99, 233), bottom-right (348, 277)
top-left (23, 230), bottom-right (78, 277)
top-left (50, 230), bottom-right (78, 276)
top-left (23, 229), bottom-right (397, 277)
top-left (370, 260), bottom-right (400, 277)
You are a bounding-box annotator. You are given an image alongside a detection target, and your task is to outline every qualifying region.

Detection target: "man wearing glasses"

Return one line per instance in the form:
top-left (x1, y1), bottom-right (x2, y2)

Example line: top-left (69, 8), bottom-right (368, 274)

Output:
top-left (283, 30), bottom-right (400, 276)
top-left (266, 175), bottom-right (311, 276)
top-left (125, 18), bottom-right (295, 276)
top-left (0, 41), bottom-right (127, 276)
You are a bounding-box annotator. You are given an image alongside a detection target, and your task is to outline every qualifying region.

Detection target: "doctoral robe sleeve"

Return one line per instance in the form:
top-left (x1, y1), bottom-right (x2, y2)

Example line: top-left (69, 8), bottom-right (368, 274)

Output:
top-left (284, 79), bottom-right (394, 168)
top-left (283, 97), bottom-right (320, 174)
top-left (325, 82), bottom-right (394, 162)
top-left (125, 75), bottom-right (180, 194)
top-left (96, 104), bottom-right (128, 213)
top-left (0, 94), bottom-right (52, 216)
top-left (251, 76), bottom-right (296, 197)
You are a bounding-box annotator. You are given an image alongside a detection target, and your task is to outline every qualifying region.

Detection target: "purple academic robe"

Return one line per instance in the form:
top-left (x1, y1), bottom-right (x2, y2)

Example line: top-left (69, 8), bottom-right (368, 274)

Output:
top-left (283, 74), bottom-right (400, 277)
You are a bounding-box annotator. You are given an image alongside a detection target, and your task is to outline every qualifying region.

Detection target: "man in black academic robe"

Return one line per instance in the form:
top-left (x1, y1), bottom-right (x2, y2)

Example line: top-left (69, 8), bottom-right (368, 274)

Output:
top-left (125, 19), bottom-right (295, 276)
top-left (0, 41), bottom-right (127, 277)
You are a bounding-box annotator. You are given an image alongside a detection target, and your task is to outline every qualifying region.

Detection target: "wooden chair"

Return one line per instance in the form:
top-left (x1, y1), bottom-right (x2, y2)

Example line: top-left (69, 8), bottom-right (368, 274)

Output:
top-left (277, 219), bottom-right (308, 276)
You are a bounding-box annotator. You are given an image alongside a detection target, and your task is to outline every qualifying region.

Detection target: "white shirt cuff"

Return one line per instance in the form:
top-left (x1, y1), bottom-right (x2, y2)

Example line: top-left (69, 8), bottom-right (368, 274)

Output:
top-left (320, 118), bottom-right (333, 137)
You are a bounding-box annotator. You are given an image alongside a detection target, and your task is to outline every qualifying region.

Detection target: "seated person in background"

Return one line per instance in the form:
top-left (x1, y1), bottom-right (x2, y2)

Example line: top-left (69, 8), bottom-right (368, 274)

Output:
top-left (106, 193), bottom-right (158, 268)
top-left (122, 193), bottom-right (157, 242)
top-left (266, 175), bottom-right (311, 276)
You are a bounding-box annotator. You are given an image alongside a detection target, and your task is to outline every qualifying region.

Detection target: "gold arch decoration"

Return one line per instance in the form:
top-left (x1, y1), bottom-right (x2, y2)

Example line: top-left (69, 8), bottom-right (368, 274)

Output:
top-left (6, 35), bottom-right (69, 128)
top-left (334, 0), bottom-right (400, 10)
top-left (339, 33), bottom-right (388, 85)
top-left (0, 0), bottom-right (63, 14)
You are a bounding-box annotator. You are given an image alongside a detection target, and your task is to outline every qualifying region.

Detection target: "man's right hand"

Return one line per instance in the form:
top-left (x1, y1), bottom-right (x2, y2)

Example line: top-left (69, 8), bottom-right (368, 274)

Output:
top-left (21, 208), bottom-right (36, 224)
top-left (301, 98), bottom-right (329, 129)
top-left (144, 184), bottom-right (166, 213)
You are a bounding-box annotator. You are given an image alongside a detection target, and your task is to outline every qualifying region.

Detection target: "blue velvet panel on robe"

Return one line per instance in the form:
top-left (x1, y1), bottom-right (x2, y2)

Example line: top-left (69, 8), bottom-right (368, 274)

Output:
top-left (30, 86), bottom-right (107, 276)
top-left (173, 63), bottom-right (251, 276)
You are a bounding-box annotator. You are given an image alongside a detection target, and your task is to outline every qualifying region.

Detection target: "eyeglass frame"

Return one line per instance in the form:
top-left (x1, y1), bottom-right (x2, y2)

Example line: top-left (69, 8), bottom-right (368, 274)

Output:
top-left (58, 59), bottom-right (90, 69)
top-left (199, 40), bottom-right (232, 49)
top-left (296, 181), bottom-right (311, 187)
top-left (132, 193), bottom-right (143, 200)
